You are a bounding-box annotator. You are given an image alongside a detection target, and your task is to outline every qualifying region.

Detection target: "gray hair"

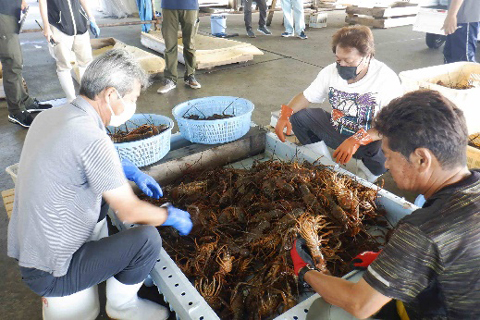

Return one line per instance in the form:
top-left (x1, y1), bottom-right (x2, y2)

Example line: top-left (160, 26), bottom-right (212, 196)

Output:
top-left (80, 49), bottom-right (150, 99)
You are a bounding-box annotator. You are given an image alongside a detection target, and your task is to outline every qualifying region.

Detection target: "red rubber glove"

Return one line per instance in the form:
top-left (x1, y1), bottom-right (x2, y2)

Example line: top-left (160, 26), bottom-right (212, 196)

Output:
top-left (290, 238), bottom-right (315, 276)
top-left (352, 250), bottom-right (382, 269)
top-left (275, 104), bottom-right (294, 143)
top-left (333, 128), bottom-right (373, 165)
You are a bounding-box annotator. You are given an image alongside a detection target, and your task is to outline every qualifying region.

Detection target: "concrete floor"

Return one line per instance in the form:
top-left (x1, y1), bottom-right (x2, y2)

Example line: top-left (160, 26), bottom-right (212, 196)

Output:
top-left (1, 2), bottom-right (479, 319)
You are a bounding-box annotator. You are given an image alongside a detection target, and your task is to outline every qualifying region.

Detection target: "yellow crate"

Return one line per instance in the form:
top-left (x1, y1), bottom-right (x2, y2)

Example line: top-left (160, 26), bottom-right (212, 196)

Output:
top-left (2, 188), bottom-right (14, 219)
top-left (467, 145), bottom-right (480, 169)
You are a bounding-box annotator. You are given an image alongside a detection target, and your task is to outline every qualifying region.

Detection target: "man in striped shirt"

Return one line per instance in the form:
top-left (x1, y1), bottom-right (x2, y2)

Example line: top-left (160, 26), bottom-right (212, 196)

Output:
top-left (290, 89), bottom-right (480, 319)
top-left (8, 49), bottom-right (191, 319)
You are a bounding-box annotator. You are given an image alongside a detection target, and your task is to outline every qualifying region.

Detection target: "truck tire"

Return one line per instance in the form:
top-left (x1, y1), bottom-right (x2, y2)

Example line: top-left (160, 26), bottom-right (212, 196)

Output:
top-left (426, 33), bottom-right (446, 49)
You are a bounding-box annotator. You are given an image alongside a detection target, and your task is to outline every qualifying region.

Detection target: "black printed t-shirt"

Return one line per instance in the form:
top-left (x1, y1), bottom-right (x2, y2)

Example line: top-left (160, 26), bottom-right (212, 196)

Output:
top-left (364, 170), bottom-right (480, 319)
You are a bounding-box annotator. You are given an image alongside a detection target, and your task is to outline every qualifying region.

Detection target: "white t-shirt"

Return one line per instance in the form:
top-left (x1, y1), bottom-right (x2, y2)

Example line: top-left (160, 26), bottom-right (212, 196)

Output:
top-left (303, 59), bottom-right (403, 136)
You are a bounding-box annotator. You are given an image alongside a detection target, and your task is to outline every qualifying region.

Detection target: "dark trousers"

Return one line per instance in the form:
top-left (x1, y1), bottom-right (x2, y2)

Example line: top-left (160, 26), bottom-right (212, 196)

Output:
top-left (244, 0), bottom-right (267, 29)
top-left (444, 22), bottom-right (480, 63)
top-left (20, 225), bottom-right (162, 297)
top-left (161, 9), bottom-right (198, 83)
top-left (290, 108), bottom-right (387, 175)
top-left (0, 13), bottom-right (34, 115)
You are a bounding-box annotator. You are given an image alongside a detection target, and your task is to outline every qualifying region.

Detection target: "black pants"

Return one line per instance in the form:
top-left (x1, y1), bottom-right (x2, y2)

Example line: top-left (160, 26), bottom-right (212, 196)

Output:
top-left (290, 108), bottom-right (387, 175)
top-left (20, 218), bottom-right (161, 297)
top-left (444, 22), bottom-right (479, 63)
top-left (244, 0), bottom-right (267, 29)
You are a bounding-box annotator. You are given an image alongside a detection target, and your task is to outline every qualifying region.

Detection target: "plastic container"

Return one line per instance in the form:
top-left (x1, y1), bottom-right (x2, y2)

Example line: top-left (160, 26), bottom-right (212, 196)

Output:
top-left (467, 145), bottom-right (480, 169)
top-left (172, 96), bottom-right (254, 144)
top-left (42, 285), bottom-right (100, 320)
top-left (210, 14), bottom-right (227, 35)
top-left (107, 114), bottom-right (174, 167)
top-left (5, 163), bottom-right (18, 185)
top-left (309, 12), bottom-right (328, 29)
top-left (399, 62), bottom-right (480, 134)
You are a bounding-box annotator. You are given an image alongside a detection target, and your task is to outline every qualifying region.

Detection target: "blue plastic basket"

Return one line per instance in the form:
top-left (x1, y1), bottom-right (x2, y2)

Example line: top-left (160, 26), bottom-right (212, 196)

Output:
top-left (107, 114), bottom-right (174, 167)
top-left (172, 96), bottom-right (254, 144)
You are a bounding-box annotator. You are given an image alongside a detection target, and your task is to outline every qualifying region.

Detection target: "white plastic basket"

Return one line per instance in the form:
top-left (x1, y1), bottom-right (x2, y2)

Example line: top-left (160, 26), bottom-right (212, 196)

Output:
top-left (107, 114), bottom-right (174, 167)
top-left (172, 96), bottom-right (254, 144)
top-left (399, 62), bottom-right (480, 134)
top-left (5, 163), bottom-right (18, 185)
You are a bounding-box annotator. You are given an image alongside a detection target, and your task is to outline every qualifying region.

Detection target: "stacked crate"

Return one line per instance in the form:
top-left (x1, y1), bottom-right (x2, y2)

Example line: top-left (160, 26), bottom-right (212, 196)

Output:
top-left (316, 0), bottom-right (346, 9)
top-left (346, 2), bottom-right (419, 28)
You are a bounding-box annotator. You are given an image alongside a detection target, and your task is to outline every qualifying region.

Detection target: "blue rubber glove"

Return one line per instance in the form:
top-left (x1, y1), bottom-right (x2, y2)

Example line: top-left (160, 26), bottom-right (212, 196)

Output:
top-left (163, 204), bottom-right (193, 236)
top-left (89, 21), bottom-right (100, 38)
top-left (121, 158), bottom-right (163, 199)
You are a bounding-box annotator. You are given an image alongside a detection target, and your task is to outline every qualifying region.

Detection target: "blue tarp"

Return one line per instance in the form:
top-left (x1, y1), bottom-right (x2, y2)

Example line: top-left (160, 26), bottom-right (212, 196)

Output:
top-left (136, 0), bottom-right (153, 32)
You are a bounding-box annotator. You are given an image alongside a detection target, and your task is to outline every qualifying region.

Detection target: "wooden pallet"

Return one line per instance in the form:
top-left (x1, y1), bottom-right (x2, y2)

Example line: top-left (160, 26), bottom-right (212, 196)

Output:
top-left (346, 3), bottom-right (418, 18)
top-left (317, 0), bottom-right (347, 9)
top-left (141, 31), bottom-right (263, 70)
top-left (346, 14), bottom-right (417, 28)
top-left (71, 37), bottom-right (165, 83)
top-left (2, 188), bottom-right (14, 219)
top-left (346, 3), bottom-right (418, 29)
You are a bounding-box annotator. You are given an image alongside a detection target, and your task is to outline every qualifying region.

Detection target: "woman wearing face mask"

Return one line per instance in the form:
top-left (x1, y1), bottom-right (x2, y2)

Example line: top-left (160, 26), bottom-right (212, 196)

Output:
top-left (8, 49), bottom-right (192, 320)
top-left (275, 25), bottom-right (403, 182)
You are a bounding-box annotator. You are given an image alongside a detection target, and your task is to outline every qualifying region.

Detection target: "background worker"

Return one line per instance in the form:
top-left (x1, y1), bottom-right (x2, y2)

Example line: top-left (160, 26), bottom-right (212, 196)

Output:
top-left (0, 0), bottom-right (52, 128)
top-left (291, 89), bottom-right (480, 319)
top-left (8, 49), bottom-right (192, 320)
top-left (244, 0), bottom-right (272, 38)
top-left (443, 0), bottom-right (480, 63)
top-left (39, 0), bottom-right (100, 102)
top-left (281, 0), bottom-right (307, 39)
top-left (157, 0), bottom-right (201, 94)
top-left (275, 26), bottom-right (403, 182)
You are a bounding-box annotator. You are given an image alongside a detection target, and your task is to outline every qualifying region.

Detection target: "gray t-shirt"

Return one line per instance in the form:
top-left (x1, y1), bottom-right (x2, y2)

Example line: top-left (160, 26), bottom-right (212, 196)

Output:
top-left (449, 0), bottom-right (480, 24)
top-left (8, 97), bottom-right (126, 277)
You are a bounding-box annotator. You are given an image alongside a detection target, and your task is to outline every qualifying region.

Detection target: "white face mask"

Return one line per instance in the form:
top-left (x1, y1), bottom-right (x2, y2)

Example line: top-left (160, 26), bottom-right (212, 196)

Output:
top-left (107, 89), bottom-right (136, 127)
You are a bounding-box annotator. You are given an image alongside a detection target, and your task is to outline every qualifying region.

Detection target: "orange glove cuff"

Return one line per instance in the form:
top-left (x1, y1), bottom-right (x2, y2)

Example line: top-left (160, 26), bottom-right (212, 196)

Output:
top-left (280, 104), bottom-right (294, 120)
top-left (331, 109), bottom-right (345, 122)
top-left (351, 128), bottom-right (373, 146)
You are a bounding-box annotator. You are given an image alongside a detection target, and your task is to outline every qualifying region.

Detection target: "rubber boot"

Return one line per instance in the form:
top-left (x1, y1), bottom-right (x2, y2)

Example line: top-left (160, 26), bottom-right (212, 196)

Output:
top-left (88, 218), bottom-right (108, 242)
top-left (309, 141), bottom-right (333, 161)
top-left (356, 160), bottom-right (381, 183)
top-left (57, 70), bottom-right (76, 102)
top-left (298, 140), bottom-right (334, 165)
top-left (414, 194), bottom-right (426, 207)
top-left (105, 277), bottom-right (169, 320)
top-left (42, 285), bottom-right (100, 320)
top-left (78, 66), bottom-right (87, 84)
